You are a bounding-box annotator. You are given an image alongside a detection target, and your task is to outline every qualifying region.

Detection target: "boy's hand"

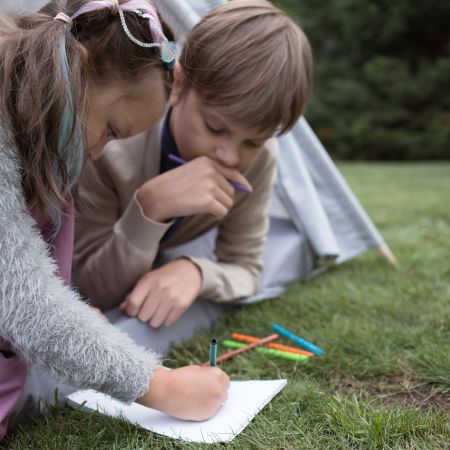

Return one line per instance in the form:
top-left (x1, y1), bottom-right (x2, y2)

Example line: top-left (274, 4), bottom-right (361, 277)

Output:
top-left (119, 259), bottom-right (202, 327)
top-left (136, 156), bottom-right (252, 223)
top-left (137, 365), bottom-right (230, 421)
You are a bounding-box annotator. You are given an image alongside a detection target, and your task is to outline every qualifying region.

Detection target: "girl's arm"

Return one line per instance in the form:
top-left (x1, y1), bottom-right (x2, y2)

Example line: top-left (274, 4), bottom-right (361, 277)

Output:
top-left (0, 142), bottom-right (158, 403)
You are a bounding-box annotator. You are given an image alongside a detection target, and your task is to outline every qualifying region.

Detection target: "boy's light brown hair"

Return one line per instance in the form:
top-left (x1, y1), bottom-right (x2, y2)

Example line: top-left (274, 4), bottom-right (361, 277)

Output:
top-left (180, 0), bottom-right (313, 135)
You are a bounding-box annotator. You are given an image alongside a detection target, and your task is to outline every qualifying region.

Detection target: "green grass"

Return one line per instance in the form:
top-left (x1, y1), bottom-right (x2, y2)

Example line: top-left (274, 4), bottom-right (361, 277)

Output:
top-left (4, 163), bottom-right (450, 449)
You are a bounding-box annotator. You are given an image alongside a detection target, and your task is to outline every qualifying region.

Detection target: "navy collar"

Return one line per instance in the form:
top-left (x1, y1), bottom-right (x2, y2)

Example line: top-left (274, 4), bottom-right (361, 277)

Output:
top-left (160, 108), bottom-right (181, 174)
top-left (159, 108), bottom-right (184, 242)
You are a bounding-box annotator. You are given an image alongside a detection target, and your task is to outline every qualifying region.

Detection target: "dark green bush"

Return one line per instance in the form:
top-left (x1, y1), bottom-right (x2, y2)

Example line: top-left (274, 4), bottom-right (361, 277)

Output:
top-left (275, 0), bottom-right (450, 160)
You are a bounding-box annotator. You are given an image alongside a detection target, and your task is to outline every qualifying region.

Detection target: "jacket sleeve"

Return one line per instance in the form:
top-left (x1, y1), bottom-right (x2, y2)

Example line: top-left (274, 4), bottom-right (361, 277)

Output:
top-left (186, 139), bottom-right (278, 302)
top-left (73, 154), bottom-right (172, 310)
top-left (0, 145), bottom-right (160, 403)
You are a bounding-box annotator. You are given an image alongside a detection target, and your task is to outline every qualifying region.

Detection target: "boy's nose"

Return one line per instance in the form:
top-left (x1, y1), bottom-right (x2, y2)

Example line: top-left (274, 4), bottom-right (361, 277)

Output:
top-left (215, 146), bottom-right (240, 167)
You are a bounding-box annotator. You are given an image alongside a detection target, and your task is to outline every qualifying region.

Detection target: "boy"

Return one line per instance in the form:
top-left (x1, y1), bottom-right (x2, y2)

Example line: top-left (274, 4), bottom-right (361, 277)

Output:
top-left (74, 0), bottom-right (312, 332)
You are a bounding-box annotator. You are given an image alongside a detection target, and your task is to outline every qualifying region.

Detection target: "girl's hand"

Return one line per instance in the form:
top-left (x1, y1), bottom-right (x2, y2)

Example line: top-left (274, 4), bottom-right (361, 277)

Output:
top-left (119, 259), bottom-right (202, 327)
top-left (136, 156), bottom-right (252, 223)
top-left (137, 366), bottom-right (230, 421)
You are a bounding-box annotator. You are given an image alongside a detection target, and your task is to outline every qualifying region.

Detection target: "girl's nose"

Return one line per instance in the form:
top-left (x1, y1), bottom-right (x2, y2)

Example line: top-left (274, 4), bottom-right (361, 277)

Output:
top-left (215, 146), bottom-right (239, 167)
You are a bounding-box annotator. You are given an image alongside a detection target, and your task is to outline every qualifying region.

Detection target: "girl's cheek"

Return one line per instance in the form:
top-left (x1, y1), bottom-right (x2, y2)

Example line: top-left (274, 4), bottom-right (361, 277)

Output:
top-left (88, 139), bottom-right (109, 160)
top-left (84, 133), bottom-right (108, 160)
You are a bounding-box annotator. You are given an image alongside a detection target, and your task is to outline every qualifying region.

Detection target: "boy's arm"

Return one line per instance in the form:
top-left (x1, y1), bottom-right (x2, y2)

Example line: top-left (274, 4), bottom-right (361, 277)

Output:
top-left (186, 139), bottom-right (278, 302)
top-left (74, 139), bottom-right (172, 310)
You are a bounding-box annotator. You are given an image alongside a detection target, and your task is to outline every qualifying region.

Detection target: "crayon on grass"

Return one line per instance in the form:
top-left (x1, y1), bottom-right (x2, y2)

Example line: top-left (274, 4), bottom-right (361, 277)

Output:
top-left (223, 340), bottom-right (309, 362)
top-left (201, 333), bottom-right (278, 365)
top-left (231, 332), bottom-right (314, 357)
top-left (271, 324), bottom-right (325, 356)
top-left (209, 339), bottom-right (217, 366)
top-left (168, 154), bottom-right (252, 193)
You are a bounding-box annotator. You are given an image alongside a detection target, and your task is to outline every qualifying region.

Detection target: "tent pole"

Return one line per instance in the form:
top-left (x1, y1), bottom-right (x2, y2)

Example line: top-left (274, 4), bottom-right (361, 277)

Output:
top-left (378, 244), bottom-right (398, 266)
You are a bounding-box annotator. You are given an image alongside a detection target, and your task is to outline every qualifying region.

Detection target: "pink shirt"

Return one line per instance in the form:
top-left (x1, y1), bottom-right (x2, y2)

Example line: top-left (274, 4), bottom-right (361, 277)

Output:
top-left (0, 197), bottom-right (74, 440)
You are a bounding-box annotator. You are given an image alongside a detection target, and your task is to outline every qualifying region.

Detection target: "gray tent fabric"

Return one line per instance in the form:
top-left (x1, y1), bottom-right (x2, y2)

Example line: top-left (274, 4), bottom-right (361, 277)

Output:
top-left (1, 0), bottom-right (394, 304)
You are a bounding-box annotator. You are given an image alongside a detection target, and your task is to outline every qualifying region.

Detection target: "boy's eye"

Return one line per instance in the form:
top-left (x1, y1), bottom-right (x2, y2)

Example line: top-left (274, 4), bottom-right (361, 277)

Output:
top-left (205, 122), bottom-right (225, 134)
top-left (246, 140), bottom-right (263, 149)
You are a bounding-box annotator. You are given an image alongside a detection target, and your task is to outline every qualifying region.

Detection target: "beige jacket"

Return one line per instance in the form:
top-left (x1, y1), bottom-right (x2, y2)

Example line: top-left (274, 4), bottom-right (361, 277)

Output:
top-left (73, 124), bottom-right (278, 309)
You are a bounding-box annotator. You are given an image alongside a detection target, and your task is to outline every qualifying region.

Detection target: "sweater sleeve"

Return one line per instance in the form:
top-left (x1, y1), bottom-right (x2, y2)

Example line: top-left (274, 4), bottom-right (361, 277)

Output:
top-left (187, 139), bottom-right (278, 302)
top-left (0, 144), bottom-right (160, 403)
top-left (73, 156), bottom-right (172, 310)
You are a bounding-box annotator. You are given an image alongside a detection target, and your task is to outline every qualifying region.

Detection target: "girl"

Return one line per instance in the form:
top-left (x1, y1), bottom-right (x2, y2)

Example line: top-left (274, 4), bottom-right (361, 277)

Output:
top-left (0, 0), bottom-right (228, 441)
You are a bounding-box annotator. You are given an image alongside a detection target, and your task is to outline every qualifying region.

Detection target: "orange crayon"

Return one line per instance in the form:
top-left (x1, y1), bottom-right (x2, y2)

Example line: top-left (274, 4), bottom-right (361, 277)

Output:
top-left (201, 333), bottom-right (279, 365)
top-left (232, 332), bottom-right (313, 357)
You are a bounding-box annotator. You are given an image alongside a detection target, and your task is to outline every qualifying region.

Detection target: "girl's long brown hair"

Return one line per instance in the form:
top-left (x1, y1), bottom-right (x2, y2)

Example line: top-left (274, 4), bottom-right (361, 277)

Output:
top-left (0, 0), bottom-right (172, 213)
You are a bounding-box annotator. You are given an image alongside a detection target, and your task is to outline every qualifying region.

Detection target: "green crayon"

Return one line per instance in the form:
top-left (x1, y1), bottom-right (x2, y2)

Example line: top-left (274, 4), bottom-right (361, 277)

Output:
top-left (222, 340), bottom-right (309, 362)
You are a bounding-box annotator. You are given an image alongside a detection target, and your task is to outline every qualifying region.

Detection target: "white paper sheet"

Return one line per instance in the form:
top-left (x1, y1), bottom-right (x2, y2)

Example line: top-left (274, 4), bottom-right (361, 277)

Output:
top-left (68, 379), bottom-right (287, 444)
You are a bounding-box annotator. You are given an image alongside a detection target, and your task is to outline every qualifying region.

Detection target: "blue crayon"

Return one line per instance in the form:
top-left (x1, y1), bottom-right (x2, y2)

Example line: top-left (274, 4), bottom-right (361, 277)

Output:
top-left (272, 324), bottom-right (325, 356)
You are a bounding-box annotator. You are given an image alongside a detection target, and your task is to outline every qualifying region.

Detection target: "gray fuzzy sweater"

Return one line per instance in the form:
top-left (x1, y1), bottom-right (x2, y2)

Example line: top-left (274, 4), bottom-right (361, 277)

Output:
top-left (0, 129), bottom-right (160, 403)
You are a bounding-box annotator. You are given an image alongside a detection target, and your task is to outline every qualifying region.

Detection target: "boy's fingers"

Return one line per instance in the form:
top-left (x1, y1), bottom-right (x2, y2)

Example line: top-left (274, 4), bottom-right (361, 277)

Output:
top-left (125, 302), bottom-right (139, 317)
top-left (214, 163), bottom-right (253, 193)
top-left (208, 199), bottom-right (230, 220)
top-left (137, 294), bottom-right (159, 322)
top-left (214, 172), bottom-right (235, 197)
top-left (195, 156), bottom-right (252, 193)
top-left (164, 306), bottom-right (186, 327)
top-left (212, 184), bottom-right (234, 210)
top-left (149, 301), bottom-right (172, 329)
top-left (125, 277), bottom-right (152, 317)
